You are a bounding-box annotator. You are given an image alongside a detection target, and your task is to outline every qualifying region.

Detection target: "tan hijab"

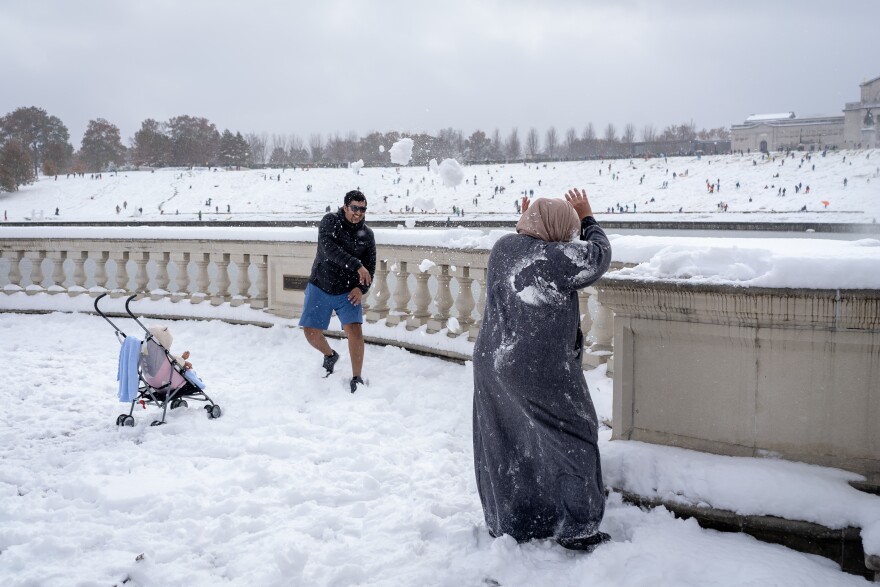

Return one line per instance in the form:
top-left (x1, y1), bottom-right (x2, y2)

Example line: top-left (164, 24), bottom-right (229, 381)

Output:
top-left (515, 198), bottom-right (580, 242)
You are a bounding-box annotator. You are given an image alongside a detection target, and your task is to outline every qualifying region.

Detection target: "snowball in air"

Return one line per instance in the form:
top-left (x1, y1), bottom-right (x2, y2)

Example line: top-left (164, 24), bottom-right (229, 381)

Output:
top-left (438, 158), bottom-right (464, 187)
top-left (389, 138), bottom-right (414, 166)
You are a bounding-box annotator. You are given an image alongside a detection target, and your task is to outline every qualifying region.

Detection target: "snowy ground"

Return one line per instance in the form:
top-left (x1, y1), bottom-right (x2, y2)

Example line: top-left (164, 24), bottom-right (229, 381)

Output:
top-left (0, 311), bottom-right (875, 586)
top-left (2, 150), bottom-right (879, 585)
top-left (1, 150), bottom-right (878, 224)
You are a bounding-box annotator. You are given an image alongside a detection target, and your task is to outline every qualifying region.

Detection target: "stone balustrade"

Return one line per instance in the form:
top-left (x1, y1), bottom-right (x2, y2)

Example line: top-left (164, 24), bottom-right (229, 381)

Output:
top-left (598, 278), bottom-right (880, 484)
top-left (0, 236), bottom-right (616, 369)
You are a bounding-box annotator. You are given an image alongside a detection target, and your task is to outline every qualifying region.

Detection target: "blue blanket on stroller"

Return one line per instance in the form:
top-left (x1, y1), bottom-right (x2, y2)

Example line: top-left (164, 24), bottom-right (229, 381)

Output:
top-left (117, 336), bottom-right (141, 402)
top-left (184, 369), bottom-right (206, 390)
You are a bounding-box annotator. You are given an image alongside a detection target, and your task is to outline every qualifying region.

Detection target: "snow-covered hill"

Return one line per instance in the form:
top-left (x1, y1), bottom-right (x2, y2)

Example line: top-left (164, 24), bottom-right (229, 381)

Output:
top-left (2, 150), bottom-right (878, 224)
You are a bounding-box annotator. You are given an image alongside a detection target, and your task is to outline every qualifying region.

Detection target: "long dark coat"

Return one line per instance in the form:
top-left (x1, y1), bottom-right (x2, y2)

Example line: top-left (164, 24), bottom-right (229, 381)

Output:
top-left (472, 217), bottom-right (611, 543)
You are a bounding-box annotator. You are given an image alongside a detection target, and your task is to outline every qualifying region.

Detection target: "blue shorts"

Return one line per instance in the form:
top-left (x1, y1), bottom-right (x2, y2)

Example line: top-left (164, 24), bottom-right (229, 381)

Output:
top-left (298, 282), bottom-right (363, 329)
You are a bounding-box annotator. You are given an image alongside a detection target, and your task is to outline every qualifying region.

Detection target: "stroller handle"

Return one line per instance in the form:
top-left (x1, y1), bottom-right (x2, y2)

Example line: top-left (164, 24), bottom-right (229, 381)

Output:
top-left (95, 293), bottom-right (153, 341)
top-left (94, 292), bottom-right (126, 339)
top-left (125, 295), bottom-right (152, 334)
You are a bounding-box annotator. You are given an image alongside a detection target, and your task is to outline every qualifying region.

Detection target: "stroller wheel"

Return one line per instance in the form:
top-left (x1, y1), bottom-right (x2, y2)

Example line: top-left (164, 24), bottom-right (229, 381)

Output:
top-left (116, 414), bottom-right (126, 426)
top-left (122, 415), bottom-right (135, 427)
top-left (171, 399), bottom-right (188, 410)
top-left (150, 420), bottom-right (166, 427)
top-left (207, 405), bottom-right (222, 420)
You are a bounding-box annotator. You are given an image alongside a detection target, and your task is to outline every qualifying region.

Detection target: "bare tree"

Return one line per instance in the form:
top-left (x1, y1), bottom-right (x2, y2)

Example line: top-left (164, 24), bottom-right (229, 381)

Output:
top-left (491, 128), bottom-right (503, 160)
top-left (603, 123), bottom-right (617, 143)
top-left (677, 120), bottom-right (697, 141)
top-left (309, 133), bottom-right (324, 163)
top-left (622, 123), bottom-right (636, 145)
top-left (246, 132), bottom-right (268, 165)
top-left (288, 133), bottom-right (309, 164)
top-left (288, 133), bottom-right (304, 152)
top-left (582, 123), bottom-right (596, 142)
top-left (564, 127), bottom-right (577, 158)
top-left (525, 128), bottom-right (540, 158)
top-left (272, 133), bottom-right (288, 154)
top-left (506, 128), bottom-right (521, 160)
top-left (641, 124), bottom-right (656, 143)
top-left (545, 127), bottom-right (558, 159)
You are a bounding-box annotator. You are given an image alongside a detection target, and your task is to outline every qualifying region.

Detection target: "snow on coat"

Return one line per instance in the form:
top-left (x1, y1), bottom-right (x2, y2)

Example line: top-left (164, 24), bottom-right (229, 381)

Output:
top-left (472, 217), bottom-right (611, 543)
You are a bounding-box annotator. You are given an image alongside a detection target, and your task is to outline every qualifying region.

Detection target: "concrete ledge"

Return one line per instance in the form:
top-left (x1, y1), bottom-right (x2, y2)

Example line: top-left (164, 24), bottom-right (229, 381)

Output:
top-left (616, 489), bottom-right (878, 581)
top-left (2, 219), bottom-right (879, 233)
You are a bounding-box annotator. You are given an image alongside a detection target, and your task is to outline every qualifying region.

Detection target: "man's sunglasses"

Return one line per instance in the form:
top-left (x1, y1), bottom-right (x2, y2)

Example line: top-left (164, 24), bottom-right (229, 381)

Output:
top-left (348, 204), bottom-right (368, 213)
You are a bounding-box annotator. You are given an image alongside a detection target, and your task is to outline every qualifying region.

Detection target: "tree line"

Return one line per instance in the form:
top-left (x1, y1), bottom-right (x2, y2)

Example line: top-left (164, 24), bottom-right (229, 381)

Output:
top-left (0, 105), bottom-right (730, 193)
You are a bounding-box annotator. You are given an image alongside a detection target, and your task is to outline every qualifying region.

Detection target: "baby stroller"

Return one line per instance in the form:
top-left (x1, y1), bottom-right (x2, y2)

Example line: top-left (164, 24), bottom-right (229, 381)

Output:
top-left (95, 293), bottom-right (222, 426)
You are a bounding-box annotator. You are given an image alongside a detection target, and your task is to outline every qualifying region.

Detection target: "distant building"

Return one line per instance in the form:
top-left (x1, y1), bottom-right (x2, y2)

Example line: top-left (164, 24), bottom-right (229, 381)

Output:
top-left (843, 74), bottom-right (880, 149)
top-left (731, 74), bottom-right (879, 152)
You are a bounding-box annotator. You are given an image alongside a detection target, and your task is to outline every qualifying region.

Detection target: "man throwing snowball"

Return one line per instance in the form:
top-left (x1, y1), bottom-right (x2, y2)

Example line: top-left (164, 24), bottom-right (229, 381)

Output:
top-left (300, 190), bottom-right (376, 393)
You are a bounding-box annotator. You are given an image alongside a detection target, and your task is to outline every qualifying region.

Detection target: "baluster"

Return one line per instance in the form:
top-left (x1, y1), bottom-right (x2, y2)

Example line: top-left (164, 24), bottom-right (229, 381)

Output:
top-left (578, 287), bottom-right (595, 346)
top-left (231, 253), bottom-right (251, 307)
top-left (250, 254), bottom-right (268, 309)
top-left (92, 251), bottom-right (109, 294)
top-left (151, 252), bottom-right (170, 300)
top-left (70, 251), bottom-right (88, 297)
top-left (452, 266), bottom-right (476, 337)
top-left (2, 250), bottom-right (24, 292)
top-left (191, 253), bottom-right (210, 304)
top-left (385, 261), bottom-right (411, 326)
top-left (365, 259), bottom-right (390, 322)
top-left (582, 294), bottom-right (615, 371)
top-left (427, 264), bottom-right (453, 333)
top-left (25, 251), bottom-right (46, 295)
top-left (47, 251), bottom-right (67, 295)
top-left (468, 266), bottom-right (488, 341)
top-left (133, 252), bottom-right (150, 293)
top-left (406, 265), bottom-right (432, 330)
top-left (110, 251), bottom-right (130, 296)
top-left (171, 252), bottom-right (190, 302)
top-left (591, 297), bottom-right (614, 353)
top-left (211, 253), bottom-right (231, 306)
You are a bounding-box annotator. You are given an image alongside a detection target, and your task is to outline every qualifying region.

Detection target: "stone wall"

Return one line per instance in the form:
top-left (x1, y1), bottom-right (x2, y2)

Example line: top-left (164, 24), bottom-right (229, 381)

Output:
top-left (599, 279), bottom-right (880, 483)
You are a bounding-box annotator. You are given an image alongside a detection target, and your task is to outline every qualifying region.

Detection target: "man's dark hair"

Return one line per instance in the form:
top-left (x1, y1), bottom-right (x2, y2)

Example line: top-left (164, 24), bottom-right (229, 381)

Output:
top-left (344, 190), bottom-right (366, 206)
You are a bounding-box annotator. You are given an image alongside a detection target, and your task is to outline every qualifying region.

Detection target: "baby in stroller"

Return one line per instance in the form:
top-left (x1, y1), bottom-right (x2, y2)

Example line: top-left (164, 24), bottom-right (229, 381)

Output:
top-left (99, 293), bottom-right (221, 427)
top-left (144, 325), bottom-right (202, 397)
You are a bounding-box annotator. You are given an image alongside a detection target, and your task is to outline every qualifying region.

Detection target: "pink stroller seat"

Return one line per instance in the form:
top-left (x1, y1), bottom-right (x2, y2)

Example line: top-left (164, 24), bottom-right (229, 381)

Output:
top-left (140, 338), bottom-right (187, 394)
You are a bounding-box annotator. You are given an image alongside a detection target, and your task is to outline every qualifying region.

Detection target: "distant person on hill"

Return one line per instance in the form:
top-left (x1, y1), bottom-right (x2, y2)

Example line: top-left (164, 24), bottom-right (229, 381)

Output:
top-left (300, 190), bottom-right (376, 394)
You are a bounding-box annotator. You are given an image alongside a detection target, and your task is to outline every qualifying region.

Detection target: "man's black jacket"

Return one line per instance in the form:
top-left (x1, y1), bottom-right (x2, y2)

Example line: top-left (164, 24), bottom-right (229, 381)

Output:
top-left (308, 208), bottom-right (377, 295)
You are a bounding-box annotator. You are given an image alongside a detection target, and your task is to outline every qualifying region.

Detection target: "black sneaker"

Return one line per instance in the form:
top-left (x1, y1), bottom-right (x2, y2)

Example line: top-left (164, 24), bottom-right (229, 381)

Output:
top-left (322, 350), bottom-right (339, 374)
top-left (350, 376), bottom-right (365, 393)
top-left (556, 531), bottom-right (611, 552)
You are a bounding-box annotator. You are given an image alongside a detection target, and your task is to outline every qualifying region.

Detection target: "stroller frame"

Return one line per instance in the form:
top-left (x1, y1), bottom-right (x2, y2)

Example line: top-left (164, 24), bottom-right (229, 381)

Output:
top-left (95, 293), bottom-right (222, 426)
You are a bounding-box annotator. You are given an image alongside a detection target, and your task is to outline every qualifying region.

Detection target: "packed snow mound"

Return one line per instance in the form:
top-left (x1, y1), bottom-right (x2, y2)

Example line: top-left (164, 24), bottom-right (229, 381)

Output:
top-left (350, 159), bottom-right (364, 174)
top-left (438, 158), bottom-right (464, 187)
top-left (389, 138), bottom-right (414, 166)
top-left (607, 236), bottom-right (880, 289)
top-left (379, 145), bottom-right (385, 153)
top-left (428, 158), bottom-right (439, 173)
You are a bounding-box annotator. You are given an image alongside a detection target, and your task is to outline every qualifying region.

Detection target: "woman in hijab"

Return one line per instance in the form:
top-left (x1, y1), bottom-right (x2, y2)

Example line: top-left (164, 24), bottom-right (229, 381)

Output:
top-left (473, 188), bottom-right (612, 550)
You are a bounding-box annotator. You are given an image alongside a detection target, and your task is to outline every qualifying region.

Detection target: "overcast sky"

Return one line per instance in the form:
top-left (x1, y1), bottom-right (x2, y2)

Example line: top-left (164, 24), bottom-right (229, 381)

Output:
top-left (2, 0), bottom-right (879, 146)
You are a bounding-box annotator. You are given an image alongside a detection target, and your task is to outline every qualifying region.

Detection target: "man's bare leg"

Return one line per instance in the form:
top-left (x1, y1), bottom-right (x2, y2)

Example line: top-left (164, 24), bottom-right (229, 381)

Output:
top-left (342, 322), bottom-right (364, 377)
top-left (303, 327), bottom-right (333, 356)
